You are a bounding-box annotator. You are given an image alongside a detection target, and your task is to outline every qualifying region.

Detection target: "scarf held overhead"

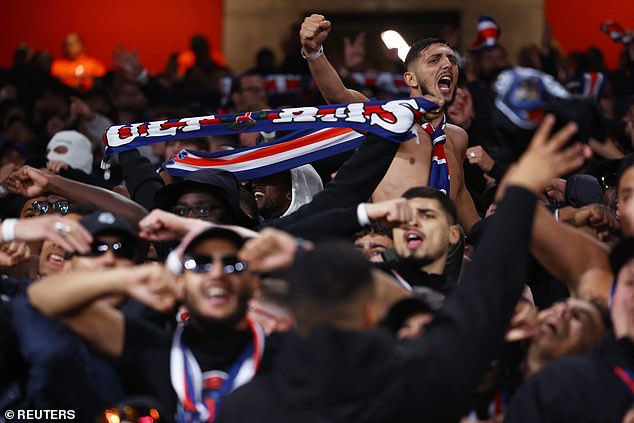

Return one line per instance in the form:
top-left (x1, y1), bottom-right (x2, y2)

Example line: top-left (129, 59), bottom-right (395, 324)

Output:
top-left (102, 97), bottom-right (439, 158)
top-left (103, 97), bottom-right (451, 193)
top-left (163, 127), bottom-right (365, 181)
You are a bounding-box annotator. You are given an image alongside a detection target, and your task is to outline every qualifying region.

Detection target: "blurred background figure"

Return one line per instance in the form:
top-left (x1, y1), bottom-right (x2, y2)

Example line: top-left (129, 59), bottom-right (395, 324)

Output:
top-left (51, 32), bottom-right (106, 91)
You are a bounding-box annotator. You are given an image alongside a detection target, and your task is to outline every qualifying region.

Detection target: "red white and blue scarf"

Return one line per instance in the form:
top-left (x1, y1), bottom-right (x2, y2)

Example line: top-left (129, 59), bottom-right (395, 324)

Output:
top-left (102, 98), bottom-right (438, 159)
top-left (163, 127), bottom-right (363, 180)
top-left (102, 98), bottom-right (453, 191)
top-left (422, 115), bottom-right (450, 195)
top-left (170, 318), bottom-right (265, 423)
top-left (163, 115), bottom-right (451, 195)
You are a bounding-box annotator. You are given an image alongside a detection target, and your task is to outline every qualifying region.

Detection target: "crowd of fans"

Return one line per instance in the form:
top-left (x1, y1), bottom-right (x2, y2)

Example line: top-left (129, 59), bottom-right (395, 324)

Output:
top-left (1, 10), bottom-right (634, 423)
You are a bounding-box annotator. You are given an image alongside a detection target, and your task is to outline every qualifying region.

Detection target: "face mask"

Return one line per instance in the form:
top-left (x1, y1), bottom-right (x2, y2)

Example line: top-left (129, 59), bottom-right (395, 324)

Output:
top-left (46, 130), bottom-right (93, 174)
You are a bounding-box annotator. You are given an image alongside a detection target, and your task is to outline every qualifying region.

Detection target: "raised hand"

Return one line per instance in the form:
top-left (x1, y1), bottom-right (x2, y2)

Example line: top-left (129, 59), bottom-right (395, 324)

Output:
top-left (343, 31), bottom-right (366, 69)
top-left (300, 14), bottom-right (332, 56)
top-left (568, 203), bottom-right (619, 242)
top-left (364, 198), bottom-right (414, 226)
top-left (126, 262), bottom-right (180, 312)
top-left (0, 241), bottom-right (31, 267)
top-left (14, 215), bottom-right (92, 254)
top-left (239, 228), bottom-right (305, 273)
top-left (466, 145), bottom-right (495, 173)
top-left (46, 160), bottom-right (70, 175)
top-left (138, 209), bottom-right (212, 242)
top-left (6, 165), bottom-right (51, 198)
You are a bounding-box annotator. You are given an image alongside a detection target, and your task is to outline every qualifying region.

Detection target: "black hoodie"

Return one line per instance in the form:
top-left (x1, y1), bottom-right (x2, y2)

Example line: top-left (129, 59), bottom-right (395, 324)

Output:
top-left (218, 187), bottom-right (537, 423)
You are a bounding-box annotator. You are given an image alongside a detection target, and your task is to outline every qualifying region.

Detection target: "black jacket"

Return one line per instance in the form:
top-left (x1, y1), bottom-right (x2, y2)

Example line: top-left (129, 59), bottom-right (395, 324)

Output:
top-left (218, 187), bottom-right (536, 423)
top-left (505, 332), bottom-right (634, 423)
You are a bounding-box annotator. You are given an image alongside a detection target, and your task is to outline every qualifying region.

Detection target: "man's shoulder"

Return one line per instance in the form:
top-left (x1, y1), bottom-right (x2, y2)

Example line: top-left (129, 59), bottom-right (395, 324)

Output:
top-left (444, 123), bottom-right (468, 151)
top-left (220, 373), bottom-right (284, 422)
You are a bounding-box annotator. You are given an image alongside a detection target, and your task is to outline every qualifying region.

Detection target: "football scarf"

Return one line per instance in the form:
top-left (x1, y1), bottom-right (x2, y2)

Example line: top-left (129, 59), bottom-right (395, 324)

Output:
top-left (170, 319), bottom-right (265, 422)
top-left (102, 98), bottom-right (438, 159)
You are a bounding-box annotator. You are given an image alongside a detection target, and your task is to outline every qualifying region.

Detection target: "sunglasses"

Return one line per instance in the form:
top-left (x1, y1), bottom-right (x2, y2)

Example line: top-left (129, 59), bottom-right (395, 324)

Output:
top-left (183, 255), bottom-right (247, 274)
top-left (31, 200), bottom-right (70, 216)
top-left (80, 240), bottom-right (136, 260)
top-left (171, 203), bottom-right (225, 218)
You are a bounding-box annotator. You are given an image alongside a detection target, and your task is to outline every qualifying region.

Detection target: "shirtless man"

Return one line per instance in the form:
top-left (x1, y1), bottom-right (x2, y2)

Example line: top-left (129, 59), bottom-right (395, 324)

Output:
top-left (300, 14), bottom-right (480, 232)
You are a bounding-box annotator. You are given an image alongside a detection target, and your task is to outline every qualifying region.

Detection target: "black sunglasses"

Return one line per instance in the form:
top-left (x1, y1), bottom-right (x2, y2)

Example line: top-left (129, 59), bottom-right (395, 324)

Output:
top-left (80, 240), bottom-right (136, 260)
top-left (31, 200), bottom-right (70, 216)
top-left (183, 255), bottom-right (247, 274)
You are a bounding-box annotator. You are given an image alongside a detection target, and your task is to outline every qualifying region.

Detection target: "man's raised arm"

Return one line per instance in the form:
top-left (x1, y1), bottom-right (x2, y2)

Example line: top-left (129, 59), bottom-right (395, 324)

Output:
top-left (300, 14), bottom-right (369, 104)
top-left (530, 205), bottom-right (613, 303)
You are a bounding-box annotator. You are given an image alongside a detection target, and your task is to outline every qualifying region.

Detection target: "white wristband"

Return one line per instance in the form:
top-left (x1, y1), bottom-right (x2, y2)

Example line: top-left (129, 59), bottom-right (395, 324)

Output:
top-left (554, 208), bottom-right (560, 222)
top-left (1, 218), bottom-right (18, 242)
top-left (301, 45), bottom-right (324, 62)
top-left (357, 204), bottom-right (371, 227)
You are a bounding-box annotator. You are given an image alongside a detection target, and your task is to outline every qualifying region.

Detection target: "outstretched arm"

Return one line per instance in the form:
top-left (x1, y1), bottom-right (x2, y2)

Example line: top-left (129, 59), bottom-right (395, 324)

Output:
top-left (27, 263), bottom-right (178, 357)
top-left (404, 116), bottom-right (589, 421)
top-left (531, 205), bottom-right (613, 303)
top-left (300, 14), bottom-right (369, 104)
top-left (7, 166), bottom-right (148, 225)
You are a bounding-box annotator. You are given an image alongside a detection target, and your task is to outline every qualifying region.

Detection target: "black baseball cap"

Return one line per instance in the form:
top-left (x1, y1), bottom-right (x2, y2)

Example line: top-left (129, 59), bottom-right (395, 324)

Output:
top-left (79, 210), bottom-right (138, 242)
top-left (184, 226), bottom-right (248, 255)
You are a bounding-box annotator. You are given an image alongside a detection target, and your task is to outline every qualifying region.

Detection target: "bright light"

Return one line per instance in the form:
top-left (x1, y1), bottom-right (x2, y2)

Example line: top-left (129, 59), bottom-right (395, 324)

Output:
top-left (381, 30), bottom-right (410, 62)
top-left (104, 411), bottom-right (120, 423)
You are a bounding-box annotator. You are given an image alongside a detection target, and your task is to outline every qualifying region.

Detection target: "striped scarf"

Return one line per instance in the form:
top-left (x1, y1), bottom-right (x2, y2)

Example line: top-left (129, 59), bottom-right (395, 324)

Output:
top-left (422, 115), bottom-right (450, 195)
top-left (102, 98), bottom-right (438, 159)
top-left (102, 98), bottom-right (452, 192)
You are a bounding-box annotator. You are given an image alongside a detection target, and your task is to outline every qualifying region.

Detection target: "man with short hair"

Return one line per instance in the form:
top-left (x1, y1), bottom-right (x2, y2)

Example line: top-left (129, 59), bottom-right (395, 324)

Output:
top-left (299, 14), bottom-right (480, 232)
top-left (387, 186), bottom-right (461, 293)
top-left (353, 223), bottom-right (393, 263)
top-left (27, 225), bottom-right (263, 422)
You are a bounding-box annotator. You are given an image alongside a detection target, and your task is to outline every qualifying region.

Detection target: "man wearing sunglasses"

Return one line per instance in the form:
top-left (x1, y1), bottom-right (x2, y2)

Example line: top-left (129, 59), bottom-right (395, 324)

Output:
top-left (8, 210), bottom-right (141, 421)
top-left (27, 225), bottom-right (261, 422)
top-left (73, 210), bottom-right (140, 267)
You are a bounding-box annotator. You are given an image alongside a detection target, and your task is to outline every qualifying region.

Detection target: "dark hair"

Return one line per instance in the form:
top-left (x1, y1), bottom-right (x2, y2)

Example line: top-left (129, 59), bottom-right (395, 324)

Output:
top-left (402, 186), bottom-right (458, 225)
top-left (353, 222), bottom-right (393, 242)
top-left (287, 241), bottom-right (374, 331)
top-left (288, 241), bottom-right (372, 302)
top-left (404, 38), bottom-right (449, 70)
